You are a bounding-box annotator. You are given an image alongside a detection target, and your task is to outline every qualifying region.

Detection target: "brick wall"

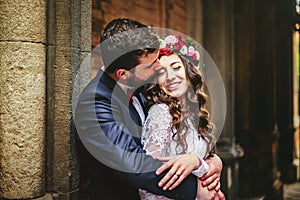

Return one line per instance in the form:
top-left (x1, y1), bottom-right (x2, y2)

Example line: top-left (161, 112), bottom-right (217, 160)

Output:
top-left (91, 0), bottom-right (189, 76)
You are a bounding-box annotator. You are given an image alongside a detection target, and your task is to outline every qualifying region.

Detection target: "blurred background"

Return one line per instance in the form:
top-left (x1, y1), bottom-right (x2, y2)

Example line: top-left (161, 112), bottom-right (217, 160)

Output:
top-left (0, 0), bottom-right (299, 199)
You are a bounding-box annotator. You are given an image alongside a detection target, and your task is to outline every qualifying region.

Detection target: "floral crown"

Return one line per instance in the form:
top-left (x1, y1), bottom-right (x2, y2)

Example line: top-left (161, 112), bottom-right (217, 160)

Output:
top-left (159, 34), bottom-right (201, 66)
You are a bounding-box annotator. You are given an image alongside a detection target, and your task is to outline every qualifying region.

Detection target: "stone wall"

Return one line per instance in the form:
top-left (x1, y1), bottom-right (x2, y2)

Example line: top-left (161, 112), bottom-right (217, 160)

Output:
top-left (0, 1), bottom-right (46, 199)
top-left (0, 0), bottom-right (92, 199)
top-left (46, 0), bottom-right (91, 199)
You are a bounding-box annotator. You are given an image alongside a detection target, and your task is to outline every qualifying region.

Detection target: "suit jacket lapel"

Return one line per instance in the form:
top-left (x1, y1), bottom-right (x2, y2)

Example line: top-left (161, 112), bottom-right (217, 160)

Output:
top-left (129, 100), bottom-right (143, 126)
top-left (100, 72), bottom-right (143, 126)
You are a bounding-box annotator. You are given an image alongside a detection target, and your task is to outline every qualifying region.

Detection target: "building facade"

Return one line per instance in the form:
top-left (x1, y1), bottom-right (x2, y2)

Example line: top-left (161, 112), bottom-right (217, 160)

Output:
top-left (0, 0), bottom-right (297, 199)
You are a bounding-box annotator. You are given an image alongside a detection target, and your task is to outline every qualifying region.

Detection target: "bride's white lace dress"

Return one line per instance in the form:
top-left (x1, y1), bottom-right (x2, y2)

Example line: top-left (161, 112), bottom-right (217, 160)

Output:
top-left (139, 103), bottom-right (210, 200)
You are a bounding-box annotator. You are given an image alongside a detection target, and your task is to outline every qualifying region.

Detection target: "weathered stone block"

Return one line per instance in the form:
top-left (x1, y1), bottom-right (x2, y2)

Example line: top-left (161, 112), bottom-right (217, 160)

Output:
top-left (0, 41), bottom-right (46, 199)
top-left (0, 0), bottom-right (46, 43)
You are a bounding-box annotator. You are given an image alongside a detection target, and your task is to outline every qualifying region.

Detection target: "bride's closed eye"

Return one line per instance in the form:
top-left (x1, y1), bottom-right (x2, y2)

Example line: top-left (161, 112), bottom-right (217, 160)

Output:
top-left (172, 64), bottom-right (182, 70)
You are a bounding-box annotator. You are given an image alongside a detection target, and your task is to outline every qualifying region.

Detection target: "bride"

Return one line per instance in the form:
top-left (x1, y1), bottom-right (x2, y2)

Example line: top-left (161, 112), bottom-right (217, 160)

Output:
top-left (139, 35), bottom-right (225, 200)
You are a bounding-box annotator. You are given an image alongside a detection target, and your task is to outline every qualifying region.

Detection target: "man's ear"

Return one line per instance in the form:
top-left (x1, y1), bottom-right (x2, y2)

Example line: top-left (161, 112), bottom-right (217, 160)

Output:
top-left (115, 69), bottom-right (129, 80)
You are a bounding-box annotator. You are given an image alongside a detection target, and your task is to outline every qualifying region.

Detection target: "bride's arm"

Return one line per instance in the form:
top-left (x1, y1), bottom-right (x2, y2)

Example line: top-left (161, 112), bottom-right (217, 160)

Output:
top-left (154, 153), bottom-right (224, 199)
top-left (155, 153), bottom-right (223, 191)
top-left (142, 104), bottom-right (200, 190)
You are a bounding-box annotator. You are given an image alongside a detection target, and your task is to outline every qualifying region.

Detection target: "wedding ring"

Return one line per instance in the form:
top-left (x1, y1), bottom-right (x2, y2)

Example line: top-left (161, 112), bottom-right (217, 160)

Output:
top-left (175, 173), bottom-right (181, 177)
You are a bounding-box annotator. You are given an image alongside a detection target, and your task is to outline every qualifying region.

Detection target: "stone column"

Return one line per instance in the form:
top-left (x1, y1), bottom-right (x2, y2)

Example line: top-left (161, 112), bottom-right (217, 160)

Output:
top-left (203, 0), bottom-right (242, 199)
top-left (235, 0), bottom-right (285, 199)
top-left (0, 1), bottom-right (47, 199)
top-left (46, 0), bottom-right (91, 199)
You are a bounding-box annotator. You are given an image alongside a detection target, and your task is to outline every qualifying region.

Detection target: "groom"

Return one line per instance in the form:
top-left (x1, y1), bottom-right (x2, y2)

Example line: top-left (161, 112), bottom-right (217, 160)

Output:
top-left (75, 18), bottom-right (224, 199)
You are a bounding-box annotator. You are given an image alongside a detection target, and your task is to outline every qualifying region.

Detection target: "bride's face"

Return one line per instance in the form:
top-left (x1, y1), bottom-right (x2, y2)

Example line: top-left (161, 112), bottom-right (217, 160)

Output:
top-left (157, 54), bottom-right (188, 99)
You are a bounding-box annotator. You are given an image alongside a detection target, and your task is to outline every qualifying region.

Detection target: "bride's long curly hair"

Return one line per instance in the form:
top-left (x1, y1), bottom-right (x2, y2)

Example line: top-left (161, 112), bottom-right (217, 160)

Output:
top-left (144, 53), bottom-right (215, 154)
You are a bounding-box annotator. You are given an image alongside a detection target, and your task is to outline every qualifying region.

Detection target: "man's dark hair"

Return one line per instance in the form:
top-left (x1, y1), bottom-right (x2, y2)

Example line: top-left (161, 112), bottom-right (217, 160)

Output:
top-left (100, 18), bottom-right (159, 73)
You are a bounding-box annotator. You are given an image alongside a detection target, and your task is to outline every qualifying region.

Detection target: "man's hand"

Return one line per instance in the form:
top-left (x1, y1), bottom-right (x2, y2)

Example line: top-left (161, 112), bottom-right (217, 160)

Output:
top-left (196, 179), bottom-right (226, 200)
top-left (201, 154), bottom-right (223, 191)
top-left (155, 154), bottom-right (201, 190)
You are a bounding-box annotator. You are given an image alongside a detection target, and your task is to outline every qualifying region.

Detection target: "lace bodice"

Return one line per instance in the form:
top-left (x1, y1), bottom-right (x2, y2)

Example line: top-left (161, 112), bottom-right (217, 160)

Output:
top-left (141, 104), bottom-right (173, 158)
top-left (140, 104), bottom-right (210, 200)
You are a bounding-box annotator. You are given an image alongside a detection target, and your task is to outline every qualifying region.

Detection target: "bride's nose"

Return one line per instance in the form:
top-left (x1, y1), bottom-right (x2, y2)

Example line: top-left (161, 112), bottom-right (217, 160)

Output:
top-left (166, 69), bottom-right (176, 81)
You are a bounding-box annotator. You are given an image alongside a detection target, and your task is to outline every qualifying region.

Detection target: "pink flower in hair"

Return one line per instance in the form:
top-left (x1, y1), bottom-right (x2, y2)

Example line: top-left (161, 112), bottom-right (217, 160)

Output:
top-left (187, 46), bottom-right (195, 56)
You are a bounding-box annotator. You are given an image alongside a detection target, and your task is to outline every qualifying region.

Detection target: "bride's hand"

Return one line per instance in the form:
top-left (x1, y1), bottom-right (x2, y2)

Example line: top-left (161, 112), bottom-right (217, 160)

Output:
top-left (154, 154), bottom-right (201, 190)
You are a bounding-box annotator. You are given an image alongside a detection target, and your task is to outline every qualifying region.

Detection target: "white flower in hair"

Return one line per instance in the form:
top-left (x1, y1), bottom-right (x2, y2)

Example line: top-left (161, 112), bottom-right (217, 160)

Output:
top-left (164, 35), bottom-right (178, 45)
top-left (179, 45), bottom-right (188, 55)
top-left (160, 39), bottom-right (167, 48)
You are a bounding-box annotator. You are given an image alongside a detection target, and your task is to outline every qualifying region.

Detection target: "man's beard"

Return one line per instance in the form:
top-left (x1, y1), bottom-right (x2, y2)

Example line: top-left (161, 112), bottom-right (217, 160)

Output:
top-left (127, 76), bottom-right (136, 87)
top-left (127, 71), bottom-right (157, 89)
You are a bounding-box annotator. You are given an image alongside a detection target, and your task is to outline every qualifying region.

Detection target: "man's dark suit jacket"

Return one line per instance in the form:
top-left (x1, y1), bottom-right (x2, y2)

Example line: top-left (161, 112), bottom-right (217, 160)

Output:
top-left (75, 70), bottom-right (197, 200)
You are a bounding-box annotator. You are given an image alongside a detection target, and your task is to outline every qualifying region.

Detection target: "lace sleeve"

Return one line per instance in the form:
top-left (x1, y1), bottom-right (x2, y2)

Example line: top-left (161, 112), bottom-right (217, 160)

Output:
top-left (192, 157), bottom-right (209, 178)
top-left (193, 136), bottom-right (211, 178)
top-left (141, 104), bottom-right (173, 158)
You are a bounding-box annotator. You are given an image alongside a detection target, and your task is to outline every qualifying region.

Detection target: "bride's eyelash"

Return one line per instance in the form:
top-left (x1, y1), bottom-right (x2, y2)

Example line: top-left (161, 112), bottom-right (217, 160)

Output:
top-left (173, 65), bottom-right (182, 70)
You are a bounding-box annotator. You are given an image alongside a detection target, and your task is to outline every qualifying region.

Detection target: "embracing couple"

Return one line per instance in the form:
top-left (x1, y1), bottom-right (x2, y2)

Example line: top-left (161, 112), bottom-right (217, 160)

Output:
top-left (75, 18), bottom-right (225, 200)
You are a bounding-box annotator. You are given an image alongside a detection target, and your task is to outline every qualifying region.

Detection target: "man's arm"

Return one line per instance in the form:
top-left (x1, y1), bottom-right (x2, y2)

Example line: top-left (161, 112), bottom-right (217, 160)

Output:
top-left (201, 154), bottom-right (223, 191)
top-left (74, 77), bottom-right (198, 199)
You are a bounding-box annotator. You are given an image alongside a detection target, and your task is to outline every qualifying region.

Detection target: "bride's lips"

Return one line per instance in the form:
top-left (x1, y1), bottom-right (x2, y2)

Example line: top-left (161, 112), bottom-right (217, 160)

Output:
top-left (165, 82), bottom-right (180, 91)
